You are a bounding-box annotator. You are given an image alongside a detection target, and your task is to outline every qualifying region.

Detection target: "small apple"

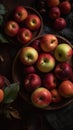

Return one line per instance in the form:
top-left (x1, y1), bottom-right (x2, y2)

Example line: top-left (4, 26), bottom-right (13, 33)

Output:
top-left (5, 21), bottom-right (19, 37)
top-left (48, 7), bottom-right (61, 20)
top-left (31, 39), bottom-right (41, 52)
top-left (40, 34), bottom-right (58, 52)
top-left (46, 0), bottom-right (60, 7)
top-left (51, 89), bottom-right (62, 103)
top-left (37, 53), bottom-right (55, 72)
top-left (20, 46), bottom-right (38, 65)
top-left (14, 6), bottom-right (28, 22)
top-left (17, 28), bottom-right (33, 45)
top-left (31, 87), bottom-right (52, 108)
top-left (24, 14), bottom-right (41, 31)
top-left (0, 89), bottom-right (4, 103)
top-left (23, 73), bottom-right (42, 92)
top-left (59, 1), bottom-right (71, 15)
top-left (58, 80), bottom-right (73, 98)
top-left (54, 62), bottom-right (73, 81)
top-left (54, 43), bottom-right (73, 62)
top-left (53, 17), bottom-right (66, 31)
top-left (43, 73), bottom-right (57, 90)
top-left (0, 75), bottom-right (5, 88)
top-left (24, 65), bottom-right (36, 74)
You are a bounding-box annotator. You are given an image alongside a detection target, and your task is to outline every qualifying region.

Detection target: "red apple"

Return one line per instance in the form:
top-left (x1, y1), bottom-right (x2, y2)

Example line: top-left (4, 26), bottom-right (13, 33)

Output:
top-left (46, 0), bottom-right (60, 7)
top-left (31, 87), bottom-right (52, 108)
top-left (37, 53), bottom-right (55, 73)
top-left (53, 17), bottom-right (66, 31)
top-left (59, 1), bottom-right (71, 15)
top-left (25, 14), bottom-right (41, 31)
top-left (14, 6), bottom-right (28, 22)
top-left (48, 7), bottom-right (61, 20)
top-left (40, 34), bottom-right (58, 52)
top-left (20, 46), bottom-right (38, 65)
top-left (54, 62), bottom-right (73, 81)
top-left (31, 39), bottom-right (41, 52)
top-left (58, 80), bottom-right (73, 98)
top-left (5, 21), bottom-right (19, 37)
top-left (51, 89), bottom-right (62, 103)
top-left (43, 73), bottom-right (57, 90)
top-left (23, 73), bottom-right (42, 92)
top-left (24, 65), bottom-right (36, 74)
top-left (17, 28), bottom-right (33, 45)
top-left (0, 75), bottom-right (5, 88)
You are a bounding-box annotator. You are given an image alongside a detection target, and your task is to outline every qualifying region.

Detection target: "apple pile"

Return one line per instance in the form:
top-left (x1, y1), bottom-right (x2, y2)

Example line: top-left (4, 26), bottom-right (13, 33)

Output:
top-left (19, 33), bottom-right (73, 109)
top-left (38, 0), bottom-right (72, 31)
top-left (4, 6), bottom-right (42, 45)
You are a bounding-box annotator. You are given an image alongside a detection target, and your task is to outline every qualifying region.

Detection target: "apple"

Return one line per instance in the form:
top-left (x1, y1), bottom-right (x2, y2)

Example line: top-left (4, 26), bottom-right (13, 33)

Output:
top-left (23, 73), bottom-right (42, 92)
top-left (31, 87), bottom-right (52, 108)
top-left (14, 6), bottom-right (28, 22)
top-left (46, 0), bottom-right (60, 7)
top-left (43, 73), bottom-right (57, 90)
top-left (48, 7), bottom-right (61, 20)
top-left (37, 53), bottom-right (55, 72)
top-left (54, 62), bottom-right (73, 81)
top-left (24, 14), bottom-right (41, 31)
top-left (31, 39), bottom-right (41, 52)
top-left (51, 89), bottom-right (62, 103)
top-left (40, 34), bottom-right (58, 52)
top-left (59, 1), bottom-right (71, 15)
top-left (53, 17), bottom-right (66, 31)
top-left (24, 65), bottom-right (36, 74)
top-left (20, 46), bottom-right (38, 65)
top-left (58, 80), bottom-right (73, 98)
top-left (54, 43), bottom-right (73, 62)
top-left (5, 21), bottom-right (19, 37)
top-left (0, 75), bottom-right (5, 88)
top-left (17, 28), bottom-right (33, 45)
top-left (0, 89), bottom-right (4, 103)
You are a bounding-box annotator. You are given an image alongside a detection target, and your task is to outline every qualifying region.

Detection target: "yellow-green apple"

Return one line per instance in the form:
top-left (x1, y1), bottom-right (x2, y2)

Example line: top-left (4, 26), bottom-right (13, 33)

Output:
top-left (51, 89), bottom-right (62, 103)
top-left (5, 21), bottom-right (19, 37)
top-left (37, 53), bottom-right (55, 72)
top-left (24, 65), bottom-right (36, 74)
top-left (14, 6), bottom-right (28, 23)
top-left (58, 80), bottom-right (73, 98)
top-left (17, 28), bottom-right (33, 45)
top-left (20, 46), bottom-right (38, 65)
top-left (59, 1), bottom-right (71, 15)
top-left (24, 14), bottom-right (41, 31)
top-left (23, 73), bottom-right (41, 92)
top-left (31, 87), bottom-right (52, 108)
top-left (43, 73), bottom-right (57, 90)
top-left (48, 7), bottom-right (61, 20)
top-left (54, 62), bottom-right (73, 81)
top-left (31, 39), bottom-right (41, 52)
top-left (54, 43), bottom-right (73, 62)
top-left (40, 34), bottom-right (58, 52)
top-left (46, 0), bottom-right (60, 7)
top-left (0, 75), bottom-right (5, 88)
top-left (53, 17), bottom-right (66, 30)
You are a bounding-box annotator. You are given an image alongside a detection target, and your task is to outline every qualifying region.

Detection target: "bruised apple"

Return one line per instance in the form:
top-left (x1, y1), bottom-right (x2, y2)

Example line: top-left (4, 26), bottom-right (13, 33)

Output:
top-left (31, 87), bottom-right (52, 108)
top-left (58, 80), bottom-right (73, 98)
top-left (20, 46), bottom-right (38, 65)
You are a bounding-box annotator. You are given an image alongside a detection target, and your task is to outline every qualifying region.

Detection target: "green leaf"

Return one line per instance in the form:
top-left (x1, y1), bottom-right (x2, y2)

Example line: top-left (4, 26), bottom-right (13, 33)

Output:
top-left (0, 33), bottom-right (9, 43)
top-left (0, 4), bottom-right (7, 15)
top-left (3, 83), bottom-right (20, 104)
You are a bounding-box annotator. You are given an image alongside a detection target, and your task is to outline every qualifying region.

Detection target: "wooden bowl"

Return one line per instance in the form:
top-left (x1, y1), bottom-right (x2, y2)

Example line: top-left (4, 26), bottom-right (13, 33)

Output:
top-left (4, 6), bottom-right (43, 47)
top-left (12, 34), bottom-right (73, 110)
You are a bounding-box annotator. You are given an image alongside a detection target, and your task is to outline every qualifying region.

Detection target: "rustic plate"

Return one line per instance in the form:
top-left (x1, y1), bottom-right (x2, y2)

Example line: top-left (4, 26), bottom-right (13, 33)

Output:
top-left (12, 34), bottom-right (73, 110)
top-left (4, 6), bottom-right (43, 47)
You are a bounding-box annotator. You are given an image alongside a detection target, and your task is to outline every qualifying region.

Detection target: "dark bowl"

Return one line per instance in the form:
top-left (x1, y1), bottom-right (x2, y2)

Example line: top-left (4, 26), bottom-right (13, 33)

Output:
top-left (12, 34), bottom-right (73, 110)
top-left (4, 6), bottom-right (43, 47)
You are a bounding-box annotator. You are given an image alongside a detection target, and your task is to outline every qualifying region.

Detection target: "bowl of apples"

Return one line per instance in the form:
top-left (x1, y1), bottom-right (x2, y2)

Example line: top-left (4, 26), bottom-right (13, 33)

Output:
top-left (4, 6), bottom-right (43, 47)
top-left (12, 33), bottom-right (73, 110)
